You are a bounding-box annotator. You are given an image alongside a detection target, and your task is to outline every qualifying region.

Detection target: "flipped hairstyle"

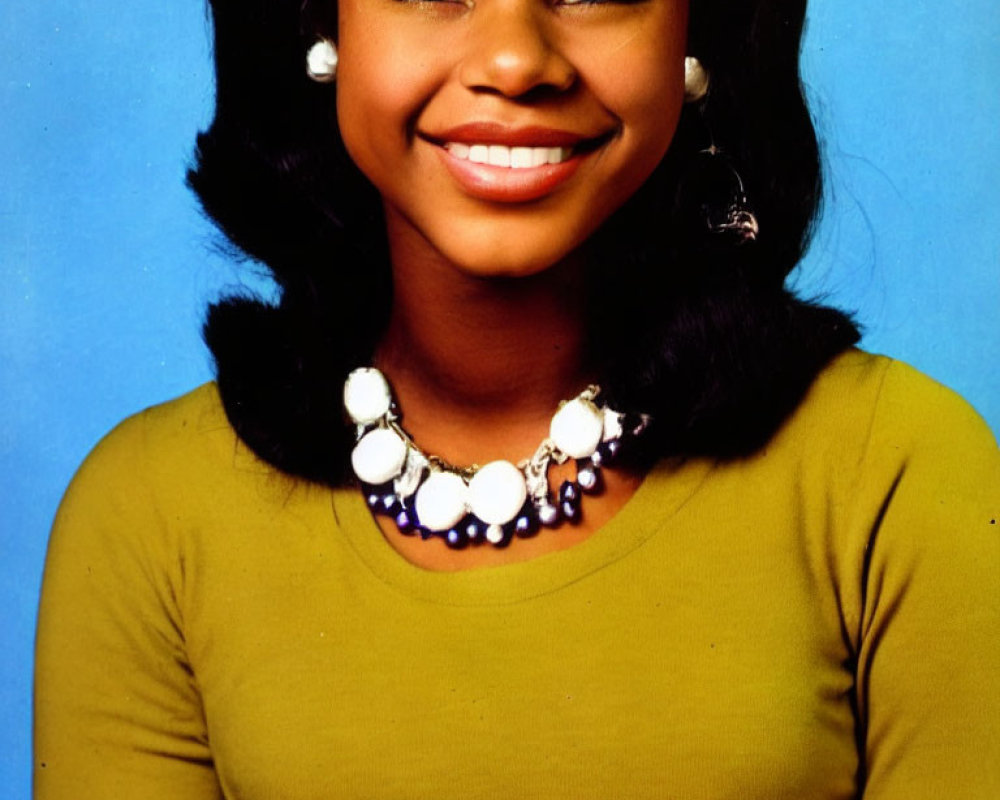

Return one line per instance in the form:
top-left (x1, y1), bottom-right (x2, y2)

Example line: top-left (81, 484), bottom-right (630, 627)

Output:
top-left (189, 0), bottom-right (859, 485)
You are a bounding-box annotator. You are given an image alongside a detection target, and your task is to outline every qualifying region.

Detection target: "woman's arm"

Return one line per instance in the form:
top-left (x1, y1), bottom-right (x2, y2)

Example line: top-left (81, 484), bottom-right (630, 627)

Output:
top-left (852, 362), bottom-right (1000, 798)
top-left (34, 412), bottom-right (223, 799)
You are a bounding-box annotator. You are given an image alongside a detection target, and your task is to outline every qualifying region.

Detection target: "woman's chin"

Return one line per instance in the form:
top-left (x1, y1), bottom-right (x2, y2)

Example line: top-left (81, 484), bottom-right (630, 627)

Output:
top-left (445, 251), bottom-right (570, 280)
top-left (409, 217), bottom-right (594, 282)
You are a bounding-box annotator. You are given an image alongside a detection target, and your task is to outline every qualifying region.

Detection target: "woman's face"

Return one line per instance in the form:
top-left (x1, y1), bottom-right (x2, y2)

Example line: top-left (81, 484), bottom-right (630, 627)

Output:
top-left (336, 0), bottom-right (688, 277)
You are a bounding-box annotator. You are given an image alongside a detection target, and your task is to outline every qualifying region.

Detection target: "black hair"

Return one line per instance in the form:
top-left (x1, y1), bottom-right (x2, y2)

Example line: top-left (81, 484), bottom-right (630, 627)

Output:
top-left (189, 0), bottom-right (859, 485)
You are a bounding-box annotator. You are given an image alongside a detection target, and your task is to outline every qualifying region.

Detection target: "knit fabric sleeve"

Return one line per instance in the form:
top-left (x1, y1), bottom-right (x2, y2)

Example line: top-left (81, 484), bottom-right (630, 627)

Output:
top-left (33, 408), bottom-right (223, 800)
top-left (849, 361), bottom-right (1000, 798)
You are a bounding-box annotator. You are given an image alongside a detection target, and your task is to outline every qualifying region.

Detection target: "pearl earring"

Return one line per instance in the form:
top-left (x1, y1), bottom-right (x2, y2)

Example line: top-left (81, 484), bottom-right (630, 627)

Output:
top-left (306, 39), bottom-right (338, 83)
top-left (684, 56), bottom-right (709, 103)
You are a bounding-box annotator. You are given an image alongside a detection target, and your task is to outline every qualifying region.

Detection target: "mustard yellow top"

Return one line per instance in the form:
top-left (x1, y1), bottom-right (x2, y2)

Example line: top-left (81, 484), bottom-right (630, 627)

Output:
top-left (34, 350), bottom-right (1000, 799)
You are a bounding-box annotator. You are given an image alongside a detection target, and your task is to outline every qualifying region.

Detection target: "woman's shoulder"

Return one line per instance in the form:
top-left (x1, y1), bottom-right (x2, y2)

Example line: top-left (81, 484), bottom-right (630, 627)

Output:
top-left (75, 381), bottom-right (266, 485)
top-left (753, 348), bottom-right (999, 525)
top-left (56, 382), bottom-right (289, 539)
top-left (91, 381), bottom-right (232, 460)
top-left (791, 347), bottom-right (998, 456)
top-left (775, 348), bottom-right (999, 560)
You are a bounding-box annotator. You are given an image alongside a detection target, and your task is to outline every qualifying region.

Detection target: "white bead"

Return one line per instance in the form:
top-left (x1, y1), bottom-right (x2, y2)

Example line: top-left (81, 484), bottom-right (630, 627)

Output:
top-left (577, 466), bottom-right (598, 491)
top-left (538, 503), bottom-right (560, 526)
top-left (467, 460), bottom-right (527, 526)
top-left (350, 428), bottom-right (407, 485)
top-left (485, 524), bottom-right (505, 545)
top-left (602, 408), bottom-right (624, 442)
top-left (684, 56), bottom-right (709, 102)
top-left (415, 472), bottom-right (468, 532)
top-left (306, 39), bottom-right (338, 82)
top-left (343, 368), bottom-right (392, 425)
top-left (550, 397), bottom-right (604, 459)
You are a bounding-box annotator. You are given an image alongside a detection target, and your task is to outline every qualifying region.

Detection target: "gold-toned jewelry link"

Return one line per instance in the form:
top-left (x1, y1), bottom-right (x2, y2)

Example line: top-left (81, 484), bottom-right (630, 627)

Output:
top-left (426, 455), bottom-right (480, 480)
top-left (385, 418), bottom-right (481, 478)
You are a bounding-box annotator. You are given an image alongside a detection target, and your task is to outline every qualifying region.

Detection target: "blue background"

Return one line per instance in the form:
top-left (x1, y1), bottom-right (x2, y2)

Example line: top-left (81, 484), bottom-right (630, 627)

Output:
top-left (2, 1), bottom-right (998, 795)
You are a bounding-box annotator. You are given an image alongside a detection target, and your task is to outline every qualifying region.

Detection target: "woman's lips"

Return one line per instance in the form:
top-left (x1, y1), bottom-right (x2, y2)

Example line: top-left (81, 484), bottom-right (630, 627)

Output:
top-left (421, 123), bottom-right (612, 204)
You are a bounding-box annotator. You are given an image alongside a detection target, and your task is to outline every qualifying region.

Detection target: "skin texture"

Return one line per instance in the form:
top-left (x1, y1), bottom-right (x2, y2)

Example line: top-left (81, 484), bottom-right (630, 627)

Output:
top-left (335, 0), bottom-right (689, 568)
top-left (337, 0), bottom-right (688, 277)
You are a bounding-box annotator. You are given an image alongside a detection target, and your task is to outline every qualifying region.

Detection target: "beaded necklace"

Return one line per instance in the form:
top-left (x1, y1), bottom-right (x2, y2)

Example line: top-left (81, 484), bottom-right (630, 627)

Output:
top-left (344, 367), bottom-right (650, 549)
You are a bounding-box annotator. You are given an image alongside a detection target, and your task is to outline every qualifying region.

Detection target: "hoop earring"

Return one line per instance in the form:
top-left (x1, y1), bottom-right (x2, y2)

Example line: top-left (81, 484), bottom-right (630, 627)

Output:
top-left (684, 56), bottom-right (709, 103)
top-left (698, 147), bottom-right (759, 243)
top-left (306, 39), bottom-right (338, 83)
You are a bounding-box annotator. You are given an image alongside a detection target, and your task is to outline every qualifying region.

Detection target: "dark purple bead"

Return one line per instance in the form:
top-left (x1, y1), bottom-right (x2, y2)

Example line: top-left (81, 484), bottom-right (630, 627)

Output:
top-left (465, 519), bottom-right (484, 541)
top-left (559, 480), bottom-right (581, 524)
top-left (366, 492), bottom-right (381, 509)
top-left (395, 509), bottom-right (415, 533)
top-left (381, 493), bottom-right (402, 516)
top-left (514, 513), bottom-right (538, 537)
top-left (598, 439), bottom-right (621, 464)
top-left (445, 528), bottom-right (467, 550)
top-left (558, 480), bottom-right (580, 505)
top-left (561, 500), bottom-right (581, 524)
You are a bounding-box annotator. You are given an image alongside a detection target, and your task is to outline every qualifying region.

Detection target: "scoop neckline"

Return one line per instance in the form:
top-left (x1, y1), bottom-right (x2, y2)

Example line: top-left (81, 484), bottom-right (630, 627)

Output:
top-left (329, 457), bottom-right (713, 606)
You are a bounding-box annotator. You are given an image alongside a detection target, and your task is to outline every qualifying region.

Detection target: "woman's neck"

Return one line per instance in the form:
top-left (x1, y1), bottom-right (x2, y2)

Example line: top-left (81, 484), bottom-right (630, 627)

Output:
top-left (367, 210), bottom-right (644, 572)
top-left (374, 220), bottom-right (592, 466)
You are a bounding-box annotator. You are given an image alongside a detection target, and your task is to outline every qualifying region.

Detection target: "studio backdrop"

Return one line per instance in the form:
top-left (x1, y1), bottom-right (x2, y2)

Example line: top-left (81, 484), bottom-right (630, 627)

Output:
top-left (1, 1), bottom-right (997, 796)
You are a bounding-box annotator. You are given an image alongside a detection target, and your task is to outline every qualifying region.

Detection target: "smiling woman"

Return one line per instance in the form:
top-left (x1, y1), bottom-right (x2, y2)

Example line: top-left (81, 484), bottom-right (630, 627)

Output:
top-left (32, 0), bottom-right (1000, 797)
top-left (336, 0), bottom-right (685, 273)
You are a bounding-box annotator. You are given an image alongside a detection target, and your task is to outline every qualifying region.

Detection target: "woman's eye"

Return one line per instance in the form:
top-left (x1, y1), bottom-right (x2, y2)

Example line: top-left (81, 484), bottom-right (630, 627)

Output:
top-left (556, 0), bottom-right (648, 6)
top-left (393, 0), bottom-right (471, 7)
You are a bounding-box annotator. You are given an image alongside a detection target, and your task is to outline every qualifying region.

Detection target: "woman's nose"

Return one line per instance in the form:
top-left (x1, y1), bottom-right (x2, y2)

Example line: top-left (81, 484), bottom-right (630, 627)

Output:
top-left (458, 0), bottom-right (577, 99)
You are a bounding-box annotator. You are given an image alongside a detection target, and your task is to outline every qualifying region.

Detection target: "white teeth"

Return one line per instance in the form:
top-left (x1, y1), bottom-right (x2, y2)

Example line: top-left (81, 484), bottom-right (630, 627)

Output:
top-left (446, 142), bottom-right (571, 168)
top-left (487, 145), bottom-right (510, 167)
top-left (510, 147), bottom-right (533, 168)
